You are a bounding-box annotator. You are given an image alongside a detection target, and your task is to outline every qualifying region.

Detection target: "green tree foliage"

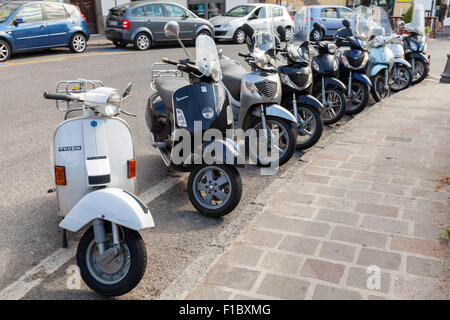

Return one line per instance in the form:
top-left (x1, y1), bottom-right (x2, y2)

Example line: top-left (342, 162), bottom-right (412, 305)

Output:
top-left (402, 2), bottom-right (414, 23)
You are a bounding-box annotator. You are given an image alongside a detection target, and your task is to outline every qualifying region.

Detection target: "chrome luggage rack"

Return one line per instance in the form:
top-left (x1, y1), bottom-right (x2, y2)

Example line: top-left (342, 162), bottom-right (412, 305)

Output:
top-left (54, 79), bottom-right (104, 111)
top-left (151, 62), bottom-right (183, 92)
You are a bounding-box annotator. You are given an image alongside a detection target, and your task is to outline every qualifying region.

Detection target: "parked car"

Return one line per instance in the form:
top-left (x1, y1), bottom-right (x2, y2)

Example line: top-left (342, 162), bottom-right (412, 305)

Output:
top-left (307, 5), bottom-right (357, 41)
top-left (104, 1), bottom-right (213, 50)
top-left (210, 4), bottom-right (294, 44)
top-left (0, 1), bottom-right (90, 62)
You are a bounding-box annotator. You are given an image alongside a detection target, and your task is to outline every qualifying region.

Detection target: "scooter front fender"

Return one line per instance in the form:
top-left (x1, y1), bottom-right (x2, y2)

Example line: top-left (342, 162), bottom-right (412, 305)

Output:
top-left (251, 104), bottom-right (297, 124)
top-left (394, 58), bottom-right (411, 69)
top-left (197, 138), bottom-right (244, 167)
top-left (408, 52), bottom-right (429, 64)
top-left (59, 188), bottom-right (155, 232)
top-left (369, 64), bottom-right (388, 77)
top-left (352, 72), bottom-right (372, 88)
top-left (298, 94), bottom-right (324, 111)
top-left (323, 77), bottom-right (347, 92)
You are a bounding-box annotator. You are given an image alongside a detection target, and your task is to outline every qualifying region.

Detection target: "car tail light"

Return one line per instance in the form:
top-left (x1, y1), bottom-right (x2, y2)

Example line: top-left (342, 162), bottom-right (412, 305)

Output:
top-left (127, 159), bottom-right (136, 178)
top-left (291, 16), bottom-right (294, 20)
top-left (55, 166), bottom-right (66, 185)
top-left (75, 6), bottom-right (87, 23)
top-left (122, 19), bottom-right (130, 30)
top-left (311, 17), bottom-right (314, 21)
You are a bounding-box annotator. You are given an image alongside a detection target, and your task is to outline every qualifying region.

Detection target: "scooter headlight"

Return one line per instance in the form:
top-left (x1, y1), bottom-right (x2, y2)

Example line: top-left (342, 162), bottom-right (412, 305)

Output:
top-left (176, 108), bottom-right (187, 127)
top-left (327, 44), bottom-right (336, 54)
top-left (410, 41), bottom-right (418, 51)
top-left (359, 40), bottom-right (368, 51)
top-left (104, 91), bottom-right (121, 116)
top-left (419, 42), bottom-right (425, 52)
top-left (312, 60), bottom-right (320, 72)
top-left (84, 87), bottom-right (121, 117)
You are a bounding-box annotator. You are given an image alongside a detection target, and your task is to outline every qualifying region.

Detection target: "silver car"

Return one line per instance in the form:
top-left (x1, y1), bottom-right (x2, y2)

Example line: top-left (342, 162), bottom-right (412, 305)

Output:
top-left (210, 4), bottom-right (294, 44)
top-left (105, 1), bottom-right (213, 50)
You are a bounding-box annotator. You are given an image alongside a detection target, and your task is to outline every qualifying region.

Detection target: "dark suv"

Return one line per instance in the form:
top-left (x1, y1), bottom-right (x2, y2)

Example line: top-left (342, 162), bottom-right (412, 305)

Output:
top-left (105, 1), bottom-right (213, 50)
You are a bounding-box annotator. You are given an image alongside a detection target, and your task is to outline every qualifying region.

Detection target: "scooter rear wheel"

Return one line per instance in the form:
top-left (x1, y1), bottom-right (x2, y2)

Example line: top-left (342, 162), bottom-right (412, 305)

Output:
top-left (187, 164), bottom-right (242, 218)
top-left (77, 225), bottom-right (147, 297)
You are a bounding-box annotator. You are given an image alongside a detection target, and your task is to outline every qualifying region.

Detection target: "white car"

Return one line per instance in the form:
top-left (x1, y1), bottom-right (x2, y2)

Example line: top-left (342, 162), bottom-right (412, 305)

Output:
top-left (210, 4), bottom-right (294, 44)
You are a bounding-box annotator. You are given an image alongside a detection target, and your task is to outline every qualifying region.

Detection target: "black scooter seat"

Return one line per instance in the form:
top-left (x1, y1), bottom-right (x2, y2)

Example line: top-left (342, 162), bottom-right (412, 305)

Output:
top-left (155, 77), bottom-right (190, 108)
top-left (220, 59), bottom-right (246, 102)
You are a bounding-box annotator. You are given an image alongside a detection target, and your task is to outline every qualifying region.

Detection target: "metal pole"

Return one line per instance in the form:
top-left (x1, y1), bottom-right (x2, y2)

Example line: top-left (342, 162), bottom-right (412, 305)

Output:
top-left (440, 53), bottom-right (450, 83)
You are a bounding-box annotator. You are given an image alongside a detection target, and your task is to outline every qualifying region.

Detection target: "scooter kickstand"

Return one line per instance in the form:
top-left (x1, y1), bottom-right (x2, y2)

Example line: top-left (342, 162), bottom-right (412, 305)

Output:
top-left (62, 229), bottom-right (68, 248)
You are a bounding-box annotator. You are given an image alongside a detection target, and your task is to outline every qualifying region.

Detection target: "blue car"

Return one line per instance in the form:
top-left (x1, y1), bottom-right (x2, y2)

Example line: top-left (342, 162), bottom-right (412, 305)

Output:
top-left (0, 1), bottom-right (90, 62)
top-left (307, 5), bottom-right (357, 41)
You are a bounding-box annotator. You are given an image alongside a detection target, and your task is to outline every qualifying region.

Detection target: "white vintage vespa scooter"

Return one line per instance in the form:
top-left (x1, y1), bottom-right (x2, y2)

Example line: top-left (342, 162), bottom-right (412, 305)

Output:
top-left (44, 79), bottom-right (154, 297)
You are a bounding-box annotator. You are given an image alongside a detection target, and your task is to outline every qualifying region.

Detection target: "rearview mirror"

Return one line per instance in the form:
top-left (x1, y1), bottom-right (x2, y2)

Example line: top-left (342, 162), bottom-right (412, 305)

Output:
top-left (122, 82), bottom-right (133, 100)
top-left (242, 23), bottom-right (254, 40)
top-left (397, 21), bottom-right (405, 30)
top-left (218, 48), bottom-right (223, 59)
top-left (313, 22), bottom-right (322, 30)
top-left (342, 19), bottom-right (350, 29)
top-left (13, 18), bottom-right (24, 25)
top-left (164, 21), bottom-right (180, 39)
top-left (277, 25), bottom-right (287, 42)
top-left (369, 34), bottom-right (376, 40)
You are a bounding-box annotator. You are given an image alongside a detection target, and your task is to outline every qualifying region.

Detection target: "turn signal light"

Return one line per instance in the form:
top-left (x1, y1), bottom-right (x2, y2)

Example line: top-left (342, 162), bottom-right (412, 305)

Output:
top-left (122, 19), bottom-right (130, 30)
top-left (55, 166), bottom-right (66, 185)
top-left (128, 159), bottom-right (136, 178)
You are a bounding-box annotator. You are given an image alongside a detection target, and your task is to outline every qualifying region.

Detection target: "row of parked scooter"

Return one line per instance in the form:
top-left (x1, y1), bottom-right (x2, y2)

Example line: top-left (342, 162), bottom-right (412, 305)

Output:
top-left (43, 4), bottom-right (429, 297)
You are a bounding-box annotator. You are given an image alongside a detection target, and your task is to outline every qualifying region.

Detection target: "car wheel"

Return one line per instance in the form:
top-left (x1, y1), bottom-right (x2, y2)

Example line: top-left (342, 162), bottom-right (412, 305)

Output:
top-left (69, 33), bottom-right (87, 53)
top-left (134, 33), bottom-right (151, 51)
top-left (113, 40), bottom-right (128, 48)
top-left (197, 30), bottom-right (211, 38)
top-left (0, 39), bottom-right (11, 62)
top-left (233, 28), bottom-right (246, 44)
top-left (310, 29), bottom-right (323, 41)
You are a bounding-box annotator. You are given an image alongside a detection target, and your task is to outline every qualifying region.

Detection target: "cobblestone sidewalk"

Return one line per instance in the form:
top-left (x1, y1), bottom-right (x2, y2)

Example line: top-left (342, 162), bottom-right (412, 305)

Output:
top-left (184, 79), bottom-right (450, 300)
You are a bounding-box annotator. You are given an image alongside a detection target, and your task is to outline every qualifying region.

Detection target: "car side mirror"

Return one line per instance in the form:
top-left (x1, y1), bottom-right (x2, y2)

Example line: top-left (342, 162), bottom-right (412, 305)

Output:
top-left (248, 15), bottom-right (257, 20)
top-left (164, 21), bottom-right (180, 38)
top-left (13, 18), bottom-right (25, 26)
top-left (181, 14), bottom-right (189, 20)
top-left (343, 19), bottom-right (350, 29)
top-left (277, 25), bottom-right (287, 42)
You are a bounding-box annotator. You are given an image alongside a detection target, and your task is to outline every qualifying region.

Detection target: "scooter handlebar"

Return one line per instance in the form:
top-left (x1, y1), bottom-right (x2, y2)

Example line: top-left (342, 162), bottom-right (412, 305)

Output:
top-left (43, 92), bottom-right (73, 101)
top-left (162, 58), bottom-right (178, 66)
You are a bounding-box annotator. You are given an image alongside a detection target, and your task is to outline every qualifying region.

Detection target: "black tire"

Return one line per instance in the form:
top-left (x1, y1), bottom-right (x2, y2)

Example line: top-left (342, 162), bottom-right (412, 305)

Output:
top-left (113, 40), bottom-right (128, 48)
top-left (0, 39), bottom-right (11, 62)
top-left (315, 86), bottom-right (347, 125)
top-left (248, 116), bottom-right (296, 167)
top-left (371, 72), bottom-right (390, 102)
top-left (389, 63), bottom-right (412, 92)
top-left (346, 80), bottom-right (369, 115)
top-left (233, 28), bottom-right (246, 44)
top-left (310, 29), bottom-right (323, 41)
top-left (410, 58), bottom-right (428, 85)
top-left (77, 225), bottom-right (147, 297)
top-left (295, 104), bottom-right (323, 150)
top-left (187, 164), bottom-right (242, 218)
top-left (197, 29), bottom-right (212, 38)
top-left (285, 27), bottom-right (293, 42)
top-left (69, 33), bottom-right (87, 53)
top-left (134, 32), bottom-right (151, 51)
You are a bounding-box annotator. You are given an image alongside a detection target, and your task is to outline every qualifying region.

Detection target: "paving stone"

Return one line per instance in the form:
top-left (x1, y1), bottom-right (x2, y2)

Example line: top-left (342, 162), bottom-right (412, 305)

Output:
top-left (260, 251), bottom-right (302, 275)
top-left (353, 172), bottom-right (391, 183)
top-left (416, 199), bottom-right (448, 213)
top-left (385, 136), bottom-right (412, 142)
top-left (346, 190), bottom-right (383, 203)
top-left (264, 201), bottom-right (317, 218)
top-left (391, 176), bottom-right (419, 186)
top-left (186, 286), bottom-right (232, 300)
top-left (243, 229), bottom-right (284, 248)
top-left (348, 156), bottom-right (373, 164)
top-left (313, 196), bottom-right (356, 212)
top-left (355, 202), bottom-right (399, 218)
top-left (357, 248), bottom-right (402, 271)
top-left (304, 166), bottom-right (328, 175)
top-left (313, 185), bottom-right (347, 197)
top-left (300, 259), bottom-right (345, 284)
top-left (371, 183), bottom-right (410, 196)
top-left (340, 162), bottom-right (371, 171)
top-left (319, 241), bottom-right (356, 263)
top-left (315, 208), bottom-right (359, 225)
top-left (256, 274), bottom-right (310, 299)
top-left (232, 294), bottom-right (266, 300)
top-left (254, 214), bottom-right (330, 237)
top-left (207, 264), bottom-right (260, 291)
top-left (360, 215), bottom-right (409, 235)
top-left (390, 236), bottom-right (449, 259)
top-left (329, 177), bottom-right (371, 190)
top-left (278, 235), bottom-right (320, 255)
top-left (413, 222), bottom-right (447, 240)
top-left (327, 168), bottom-right (355, 178)
top-left (301, 174), bottom-right (331, 185)
top-left (313, 159), bottom-right (342, 168)
top-left (392, 274), bottom-right (448, 299)
top-left (271, 191), bottom-right (315, 205)
top-left (382, 194), bottom-right (417, 209)
top-left (312, 284), bottom-right (362, 300)
top-left (318, 153), bottom-right (350, 161)
top-left (402, 209), bottom-right (448, 225)
top-left (406, 256), bottom-right (444, 278)
top-left (331, 226), bottom-right (387, 248)
top-left (222, 245), bottom-right (264, 267)
top-left (368, 295), bottom-right (386, 300)
top-left (346, 267), bottom-right (390, 293)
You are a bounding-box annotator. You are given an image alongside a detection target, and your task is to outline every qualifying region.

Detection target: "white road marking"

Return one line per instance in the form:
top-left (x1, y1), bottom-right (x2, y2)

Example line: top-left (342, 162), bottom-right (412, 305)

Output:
top-left (0, 175), bottom-right (186, 300)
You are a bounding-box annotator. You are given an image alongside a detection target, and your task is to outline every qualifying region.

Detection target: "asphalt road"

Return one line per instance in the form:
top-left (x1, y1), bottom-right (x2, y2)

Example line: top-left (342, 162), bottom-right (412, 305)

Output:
top-left (0, 38), bottom-right (448, 300)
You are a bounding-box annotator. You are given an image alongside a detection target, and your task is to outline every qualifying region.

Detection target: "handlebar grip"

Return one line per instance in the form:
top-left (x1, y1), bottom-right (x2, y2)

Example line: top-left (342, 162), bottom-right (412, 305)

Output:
top-left (162, 58), bottom-right (178, 66)
top-left (43, 92), bottom-right (73, 101)
top-left (238, 52), bottom-right (250, 58)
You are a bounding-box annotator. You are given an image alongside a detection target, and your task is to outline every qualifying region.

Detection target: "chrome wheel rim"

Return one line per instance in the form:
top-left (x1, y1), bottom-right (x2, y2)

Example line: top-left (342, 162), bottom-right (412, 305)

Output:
top-left (375, 75), bottom-right (389, 99)
top-left (390, 66), bottom-right (410, 90)
top-left (236, 30), bottom-right (245, 44)
top-left (193, 166), bottom-right (232, 210)
top-left (137, 35), bottom-right (150, 50)
top-left (412, 61), bottom-right (424, 81)
top-left (0, 42), bottom-right (8, 61)
top-left (312, 30), bottom-right (321, 41)
top-left (285, 28), bottom-right (292, 41)
top-left (296, 107), bottom-right (317, 143)
top-left (86, 235), bottom-right (131, 285)
top-left (249, 119), bottom-right (290, 165)
top-left (73, 35), bottom-right (86, 52)
top-left (348, 82), bottom-right (364, 111)
top-left (318, 90), bottom-right (343, 121)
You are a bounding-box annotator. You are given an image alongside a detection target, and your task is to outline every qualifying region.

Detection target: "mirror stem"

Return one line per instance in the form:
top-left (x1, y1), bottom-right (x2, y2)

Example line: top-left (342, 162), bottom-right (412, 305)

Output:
top-left (178, 38), bottom-right (190, 60)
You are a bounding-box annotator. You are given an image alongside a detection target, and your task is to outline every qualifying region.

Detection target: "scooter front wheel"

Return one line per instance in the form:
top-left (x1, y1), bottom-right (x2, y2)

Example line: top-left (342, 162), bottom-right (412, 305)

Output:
top-left (187, 164), bottom-right (242, 218)
top-left (315, 87), bottom-right (347, 125)
top-left (410, 59), bottom-right (428, 85)
top-left (389, 64), bottom-right (412, 92)
top-left (295, 104), bottom-right (323, 150)
top-left (76, 225), bottom-right (147, 297)
top-left (346, 80), bottom-right (369, 115)
top-left (371, 73), bottom-right (391, 102)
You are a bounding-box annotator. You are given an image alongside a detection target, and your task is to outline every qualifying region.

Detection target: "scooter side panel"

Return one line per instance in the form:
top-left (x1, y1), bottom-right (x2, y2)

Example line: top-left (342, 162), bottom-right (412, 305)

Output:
top-left (352, 72), bottom-right (372, 88)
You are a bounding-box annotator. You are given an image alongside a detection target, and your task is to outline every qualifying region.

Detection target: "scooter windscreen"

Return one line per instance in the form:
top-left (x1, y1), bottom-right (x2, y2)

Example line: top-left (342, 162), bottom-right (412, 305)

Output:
top-left (287, 6), bottom-right (311, 63)
top-left (196, 35), bottom-right (222, 83)
top-left (405, 3), bottom-right (425, 35)
top-left (251, 7), bottom-right (277, 69)
top-left (355, 6), bottom-right (392, 45)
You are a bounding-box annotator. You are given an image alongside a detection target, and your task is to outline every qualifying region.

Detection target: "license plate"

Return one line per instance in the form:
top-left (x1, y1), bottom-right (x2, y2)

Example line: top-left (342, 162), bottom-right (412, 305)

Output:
top-left (109, 21), bottom-right (118, 26)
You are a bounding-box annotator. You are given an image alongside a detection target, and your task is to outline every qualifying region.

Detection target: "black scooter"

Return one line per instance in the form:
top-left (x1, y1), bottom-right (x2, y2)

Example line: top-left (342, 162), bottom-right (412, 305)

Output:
top-left (310, 22), bottom-right (348, 125)
top-left (146, 21), bottom-right (242, 218)
top-left (335, 19), bottom-right (372, 115)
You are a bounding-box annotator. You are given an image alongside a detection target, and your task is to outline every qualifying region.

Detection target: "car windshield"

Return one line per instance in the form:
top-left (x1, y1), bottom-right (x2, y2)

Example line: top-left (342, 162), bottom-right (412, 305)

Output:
top-left (0, 3), bottom-right (20, 23)
top-left (196, 34), bottom-right (222, 82)
top-left (223, 5), bottom-right (255, 17)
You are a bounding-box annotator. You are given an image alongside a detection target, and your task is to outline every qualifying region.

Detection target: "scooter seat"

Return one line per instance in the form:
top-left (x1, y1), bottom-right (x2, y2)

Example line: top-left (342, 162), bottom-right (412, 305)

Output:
top-left (155, 77), bottom-right (190, 108)
top-left (220, 59), bottom-right (246, 102)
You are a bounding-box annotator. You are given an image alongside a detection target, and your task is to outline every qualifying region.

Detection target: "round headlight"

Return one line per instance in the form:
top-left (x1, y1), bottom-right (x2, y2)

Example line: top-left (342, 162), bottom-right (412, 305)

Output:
top-left (312, 60), bottom-right (320, 72)
top-left (202, 107), bottom-right (215, 119)
top-left (105, 90), bottom-right (121, 116)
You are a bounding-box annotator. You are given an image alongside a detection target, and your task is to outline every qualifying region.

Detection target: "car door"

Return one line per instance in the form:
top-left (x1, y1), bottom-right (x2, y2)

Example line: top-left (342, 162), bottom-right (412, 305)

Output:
top-left (319, 7), bottom-right (341, 37)
top-left (43, 3), bottom-right (70, 46)
top-left (144, 3), bottom-right (167, 41)
top-left (247, 6), bottom-right (266, 32)
top-left (9, 3), bottom-right (48, 50)
top-left (163, 4), bottom-right (194, 40)
top-left (338, 7), bottom-right (356, 31)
